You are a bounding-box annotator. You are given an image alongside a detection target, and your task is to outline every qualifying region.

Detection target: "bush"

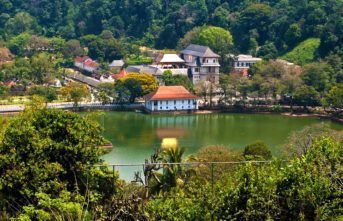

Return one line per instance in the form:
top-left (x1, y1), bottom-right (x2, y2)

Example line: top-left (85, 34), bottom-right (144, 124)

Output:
top-left (243, 141), bottom-right (272, 160)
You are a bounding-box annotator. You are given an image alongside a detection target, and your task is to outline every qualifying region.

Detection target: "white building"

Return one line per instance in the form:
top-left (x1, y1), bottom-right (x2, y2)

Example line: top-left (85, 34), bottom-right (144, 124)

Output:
top-left (144, 86), bottom-right (198, 112)
top-left (126, 54), bottom-right (188, 84)
top-left (179, 44), bottom-right (220, 85)
top-left (232, 54), bottom-right (262, 70)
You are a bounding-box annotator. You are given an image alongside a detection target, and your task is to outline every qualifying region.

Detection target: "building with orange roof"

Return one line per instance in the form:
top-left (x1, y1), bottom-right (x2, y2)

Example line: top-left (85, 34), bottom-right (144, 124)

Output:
top-left (74, 56), bottom-right (99, 73)
top-left (144, 86), bottom-right (198, 112)
top-left (113, 68), bottom-right (129, 80)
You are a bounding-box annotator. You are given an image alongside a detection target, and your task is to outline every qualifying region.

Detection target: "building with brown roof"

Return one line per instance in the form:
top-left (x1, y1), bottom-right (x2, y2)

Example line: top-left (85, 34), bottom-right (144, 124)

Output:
top-left (144, 86), bottom-right (198, 112)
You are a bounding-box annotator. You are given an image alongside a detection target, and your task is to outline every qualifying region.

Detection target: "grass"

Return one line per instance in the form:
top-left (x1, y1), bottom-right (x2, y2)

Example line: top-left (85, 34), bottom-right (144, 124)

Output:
top-left (125, 55), bottom-right (153, 66)
top-left (281, 38), bottom-right (320, 65)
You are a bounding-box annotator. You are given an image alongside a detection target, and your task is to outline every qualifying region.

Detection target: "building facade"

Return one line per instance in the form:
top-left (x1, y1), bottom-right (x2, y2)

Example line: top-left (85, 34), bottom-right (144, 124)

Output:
top-left (232, 54), bottom-right (262, 70)
top-left (74, 56), bottom-right (99, 73)
top-left (144, 86), bottom-right (198, 112)
top-left (179, 44), bottom-right (220, 85)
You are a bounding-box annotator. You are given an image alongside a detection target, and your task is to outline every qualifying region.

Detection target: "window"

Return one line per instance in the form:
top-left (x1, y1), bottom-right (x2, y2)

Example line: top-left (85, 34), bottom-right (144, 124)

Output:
top-left (166, 101), bottom-right (168, 105)
top-left (174, 100), bottom-right (176, 105)
top-left (154, 101), bottom-right (157, 106)
top-left (195, 67), bottom-right (199, 72)
top-left (160, 107), bottom-right (162, 109)
top-left (188, 100), bottom-right (191, 104)
top-left (182, 100), bottom-right (184, 104)
top-left (160, 101), bottom-right (162, 105)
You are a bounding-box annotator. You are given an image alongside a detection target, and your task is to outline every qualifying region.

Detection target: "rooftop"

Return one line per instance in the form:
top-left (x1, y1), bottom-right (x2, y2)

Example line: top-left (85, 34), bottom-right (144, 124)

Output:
top-left (180, 44), bottom-right (220, 58)
top-left (114, 68), bottom-right (129, 80)
top-left (75, 56), bottom-right (90, 63)
top-left (144, 86), bottom-right (198, 101)
top-left (109, 59), bottom-right (125, 67)
top-left (155, 54), bottom-right (185, 63)
top-left (236, 54), bottom-right (262, 62)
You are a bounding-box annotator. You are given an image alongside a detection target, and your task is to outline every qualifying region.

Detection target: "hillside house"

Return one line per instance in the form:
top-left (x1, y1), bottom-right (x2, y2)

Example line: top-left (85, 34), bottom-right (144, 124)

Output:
top-left (144, 86), bottom-right (198, 112)
top-left (74, 56), bottom-right (99, 73)
top-left (109, 59), bottom-right (125, 70)
top-left (230, 54), bottom-right (262, 70)
top-left (179, 44), bottom-right (220, 85)
top-left (126, 54), bottom-right (188, 83)
top-left (113, 68), bottom-right (129, 80)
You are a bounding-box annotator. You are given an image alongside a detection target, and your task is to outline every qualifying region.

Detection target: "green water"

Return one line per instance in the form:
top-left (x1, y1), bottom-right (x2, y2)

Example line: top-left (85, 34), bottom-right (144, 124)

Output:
top-left (93, 112), bottom-right (342, 180)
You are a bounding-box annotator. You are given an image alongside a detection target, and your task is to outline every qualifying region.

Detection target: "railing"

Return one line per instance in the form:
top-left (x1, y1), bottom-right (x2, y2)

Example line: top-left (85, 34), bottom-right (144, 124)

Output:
top-left (0, 102), bottom-right (144, 113)
top-left (98, 160), bottom-right (280, 185)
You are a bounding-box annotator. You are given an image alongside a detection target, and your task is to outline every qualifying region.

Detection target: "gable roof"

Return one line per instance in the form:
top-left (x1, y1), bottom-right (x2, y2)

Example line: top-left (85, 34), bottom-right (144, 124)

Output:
top-left (75, 56), bottom-right (90, 63)
top-left (84, 59), bottom-right (99, 68)
top-left (114, 68), bottom-right (129, 80)
top-left (109, 59), bottom-right (125, 67)
top-left (144, 86), bottom-right (198, 101)
top-left (155, 54), bottom-right (185, 63)
top-left (180, 44), bottom-right (220, 58)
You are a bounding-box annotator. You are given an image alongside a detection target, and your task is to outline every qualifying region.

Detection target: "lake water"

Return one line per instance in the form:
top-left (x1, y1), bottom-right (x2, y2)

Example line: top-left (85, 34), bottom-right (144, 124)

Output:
top-left (92, 112), bottom-right (342, 180)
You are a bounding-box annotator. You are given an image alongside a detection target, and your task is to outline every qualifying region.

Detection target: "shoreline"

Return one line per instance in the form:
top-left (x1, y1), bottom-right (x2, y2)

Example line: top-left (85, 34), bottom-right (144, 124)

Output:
top-left (1, 106), bottom-right (342, 124)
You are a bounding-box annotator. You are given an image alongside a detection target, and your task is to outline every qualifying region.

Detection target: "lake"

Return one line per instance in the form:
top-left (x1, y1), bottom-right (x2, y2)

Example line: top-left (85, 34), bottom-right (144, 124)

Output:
top-left (92, 112), bottom-right (342, 180)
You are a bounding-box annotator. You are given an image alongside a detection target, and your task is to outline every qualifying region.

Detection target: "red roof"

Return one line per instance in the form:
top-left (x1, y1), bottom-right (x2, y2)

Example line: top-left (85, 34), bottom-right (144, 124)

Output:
top-left (144, 86), bottom-right (198, 101)
top-left (74, 56), bottom-right (90, 63)
top-left (114, 68), bottom-right (129, 80)
top-left (4, 80), bottom-right (16, 86)
top-left (84, 59), bottom-right (99, 68)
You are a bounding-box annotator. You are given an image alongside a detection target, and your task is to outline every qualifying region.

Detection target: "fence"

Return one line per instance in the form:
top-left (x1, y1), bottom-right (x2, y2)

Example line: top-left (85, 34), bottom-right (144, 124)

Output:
top-left (98, 160), bottom-right (279, 196)
top-left (0, 102), bottom-right (144, 113)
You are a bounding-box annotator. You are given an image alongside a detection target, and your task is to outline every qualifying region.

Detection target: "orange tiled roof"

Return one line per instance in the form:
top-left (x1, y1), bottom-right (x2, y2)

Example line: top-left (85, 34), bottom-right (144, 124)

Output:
top-left (84, 59), bottom-right (99, 68)
top-left (144, 86), bottom-right (198, 101)
top-left (74, 56), bottom-right (90, 63)
top-left (114, 68), bottom-right (129, 80)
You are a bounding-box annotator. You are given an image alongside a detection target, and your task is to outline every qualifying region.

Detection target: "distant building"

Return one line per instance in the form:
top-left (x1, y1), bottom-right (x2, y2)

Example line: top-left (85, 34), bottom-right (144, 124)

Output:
top-left (144, 86), bottom-right (198, 112)
top-left (151, 54), bottom-right (188, 83)
top-left (231, 54), bottom-right (262, 70)
top-left (109, 59), bottom-right (125, 70)
top-left (179, 44), bottom-right (220, 85)
top-left (74, 56), bottom-right (99, 73)
top-left (4, 80), bottom-right (16, 87)
top-left (113, 68), bottom-right (129, 80)
top-left (126, 54), bottom-right (188, 83)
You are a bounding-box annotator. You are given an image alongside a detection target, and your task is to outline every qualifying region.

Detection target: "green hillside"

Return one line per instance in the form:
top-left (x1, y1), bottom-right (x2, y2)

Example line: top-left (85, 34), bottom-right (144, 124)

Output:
top-left (281, 38), bottom-right (321, 65)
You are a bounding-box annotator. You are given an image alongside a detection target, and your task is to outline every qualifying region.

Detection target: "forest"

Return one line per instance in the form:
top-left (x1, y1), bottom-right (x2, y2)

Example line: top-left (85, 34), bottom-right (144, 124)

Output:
top-left (0, 0), bottom-right (342, 59)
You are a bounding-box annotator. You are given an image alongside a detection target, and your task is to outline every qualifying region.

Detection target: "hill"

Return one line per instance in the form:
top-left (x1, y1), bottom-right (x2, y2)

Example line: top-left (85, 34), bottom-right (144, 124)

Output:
top-left (281, 38), bottom-right (321, 65)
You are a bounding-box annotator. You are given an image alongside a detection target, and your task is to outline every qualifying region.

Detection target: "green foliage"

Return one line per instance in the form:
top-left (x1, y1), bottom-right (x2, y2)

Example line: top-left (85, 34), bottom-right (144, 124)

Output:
top-left (125, 54), bottom-right (153, 66)
top-left (282, 38), bottom-right (321, 65)
top-left (115, 73), bottom-right (158, 103)
top-left (243, 141), bottom-right (272, 160)
top-left (0, 0), bottom-right (341, 59)
top-left (0, 108), bottom-right (117, 218)
top-left (302, 62), bottom-right (332, 94)
top-left (162, 71), bottom-right (194, 92)
top-left (60, 82), bottom-right (91, 107)
top-left (147, 137), bottom-right (342, 221)
top-left (293, 85), bottom-right (321, 108)
top-left (325, 83), bottom-right (343, 108)
top-left (27, 85), bottom-right (57, 102)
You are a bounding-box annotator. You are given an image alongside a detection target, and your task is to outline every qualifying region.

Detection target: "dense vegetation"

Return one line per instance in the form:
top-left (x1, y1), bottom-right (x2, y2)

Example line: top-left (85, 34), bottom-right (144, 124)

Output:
top-left (282, 38), bottom-right (321, 65)
top-left (0, 109), bottom-right (342, 220)
top-left (0, 0), bottom-right (342, 59)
